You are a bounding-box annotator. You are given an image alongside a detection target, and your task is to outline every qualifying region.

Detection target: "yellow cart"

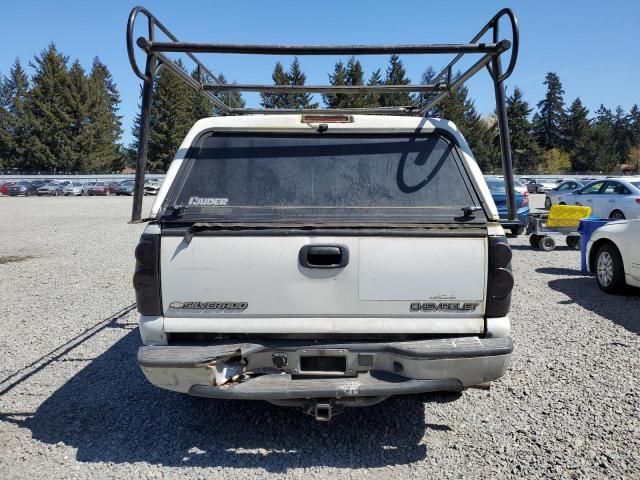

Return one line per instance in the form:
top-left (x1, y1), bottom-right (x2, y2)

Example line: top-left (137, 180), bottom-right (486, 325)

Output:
top-left (526, 205), bottom-right (592, 251)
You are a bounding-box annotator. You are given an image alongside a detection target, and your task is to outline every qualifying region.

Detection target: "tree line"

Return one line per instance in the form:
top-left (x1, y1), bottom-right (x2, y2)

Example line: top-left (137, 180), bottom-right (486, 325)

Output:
top-left (1, 47), bottom-right (639, 174)
top-left (0, 44), bottom-right (123, 173)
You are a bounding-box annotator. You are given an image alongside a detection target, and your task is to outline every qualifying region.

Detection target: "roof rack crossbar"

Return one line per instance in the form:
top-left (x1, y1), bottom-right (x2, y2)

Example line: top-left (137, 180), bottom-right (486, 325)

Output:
top-left (137, 39), bottom-right (509, 56)
top-left (203, 83), bottom-right (448, 94)
top-left (153, 51), bottom-right (231, 113)
top-left (127, 6), bottom-right (519, 224)
top-left (419, 52), bottom-right (495, 115)
top-left (229, 106), bottom-right (417, 115)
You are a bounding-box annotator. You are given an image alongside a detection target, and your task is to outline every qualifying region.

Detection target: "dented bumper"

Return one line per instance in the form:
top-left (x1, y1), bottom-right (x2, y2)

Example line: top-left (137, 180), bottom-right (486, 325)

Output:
top-left (137, 336), bottom-right (512, 400)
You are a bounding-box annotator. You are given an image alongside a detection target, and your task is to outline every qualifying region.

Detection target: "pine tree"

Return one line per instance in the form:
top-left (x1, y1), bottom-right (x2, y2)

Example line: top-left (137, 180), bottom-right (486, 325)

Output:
top-left (429, 76), bottom-right (499, 171)
top-left (210, 73), bottom-right (245, 114)
top-left (148, 60), bottom-right (194, 172)
top-left (288, 57), bottom-right (317, 109)
top-left (344, 57), bottom-right (366, 108)
top-left (435, 83), bottom-right (466, 126)
top-left (379, 55), bottom-right (411, 107)
top-left (0, 76), bottom-right (10, 169)
top-left (189, 69), bottom-right (215, 119)
top-left (68, 60), bottom-right (91, 172)
top-left (506, 87), bottom-right (540, 173)
top-left (129, 86), bottom-right (143, 157)
top-left (590, 105), bottom-right (617, 173)
top-left (533, 72), bottom-right (566, 150)
top-left (464, 106), bottom-right (499, 173)
top-left (563, 98), bottom-right (591, 172)
top-left (23, 44), bottom-right (75, 172)
top-left (629, 104), bottom-right (640, 147)
top-left (86, 58), bottom-right (124, 172)
top-left (612, 105), bottom-right (632, 165)
top-left (325, 58), bottom-right (367, 109)
top-left (364, 69), bottom-right (383, 107)
top-left (414, 66), bottom-right (438, 112)
top-left (0, 59), bottom-right (29, 169)
top-left (261, 59), bottom-right (317, 109)
top-left (260, 61), bottom-right (290, 109)
top-left (324, 60), bottom-right (348, 108)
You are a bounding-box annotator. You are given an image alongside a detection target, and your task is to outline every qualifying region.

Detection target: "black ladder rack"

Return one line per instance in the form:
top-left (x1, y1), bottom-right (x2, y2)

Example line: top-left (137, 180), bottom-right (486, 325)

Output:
top-left (127, 6), bottom-right (519, 223)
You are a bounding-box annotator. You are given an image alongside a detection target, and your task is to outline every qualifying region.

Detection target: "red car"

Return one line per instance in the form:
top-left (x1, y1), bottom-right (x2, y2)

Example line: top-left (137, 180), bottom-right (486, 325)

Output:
top-left (87, 182), bottom-right (117, 196)
top-left (0, 182), bottom-right (16, 195)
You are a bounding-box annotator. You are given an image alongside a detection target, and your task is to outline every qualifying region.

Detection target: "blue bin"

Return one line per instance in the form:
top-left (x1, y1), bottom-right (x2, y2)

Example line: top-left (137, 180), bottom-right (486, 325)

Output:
top-left (577, 218), bottom-right (612, 273)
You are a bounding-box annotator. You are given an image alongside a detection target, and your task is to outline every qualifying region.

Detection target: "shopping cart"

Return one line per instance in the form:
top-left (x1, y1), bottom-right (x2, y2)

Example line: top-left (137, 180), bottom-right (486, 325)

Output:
top-left (526, 205), bottom-right (592, 251)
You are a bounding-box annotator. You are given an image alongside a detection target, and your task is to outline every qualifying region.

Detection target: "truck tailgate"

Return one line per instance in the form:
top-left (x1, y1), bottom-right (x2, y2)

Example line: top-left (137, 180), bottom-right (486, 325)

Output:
top-left (161, 235), bottom-right (487, 334)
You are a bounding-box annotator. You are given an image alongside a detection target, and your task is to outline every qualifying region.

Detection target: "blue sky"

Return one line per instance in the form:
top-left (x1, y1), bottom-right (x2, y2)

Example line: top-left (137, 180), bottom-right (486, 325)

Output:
top-left (1, 1), bottom-right (638, 145)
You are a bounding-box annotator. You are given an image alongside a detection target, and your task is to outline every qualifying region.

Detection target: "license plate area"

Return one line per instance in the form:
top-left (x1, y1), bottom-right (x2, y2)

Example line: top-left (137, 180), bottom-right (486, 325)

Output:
top-left (298, 349), bottom-right (350, 376)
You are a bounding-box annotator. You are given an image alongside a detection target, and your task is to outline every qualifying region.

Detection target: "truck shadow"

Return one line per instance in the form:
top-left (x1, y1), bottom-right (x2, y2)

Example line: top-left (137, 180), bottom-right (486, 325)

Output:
top-left (11, 330), bottom-right (456, 471)
top-left (547, 276), bottom-right (640, 335)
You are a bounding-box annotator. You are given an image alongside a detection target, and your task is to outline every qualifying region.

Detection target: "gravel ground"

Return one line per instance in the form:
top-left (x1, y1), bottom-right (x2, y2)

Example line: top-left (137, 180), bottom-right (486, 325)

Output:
top-left (0, 194), bottom-right (638, 479)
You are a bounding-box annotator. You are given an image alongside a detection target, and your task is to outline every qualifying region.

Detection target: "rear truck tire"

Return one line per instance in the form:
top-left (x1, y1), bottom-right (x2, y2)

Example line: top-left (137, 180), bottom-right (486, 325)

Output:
top-left (595, 243), bottom-right (626, 293)
top-left (538, 236), bottom-right (556, 251)
top-left (510, 225), bottom-right (525, 236)
top-left (559, 202), bottom-right (566, 205)
top-left (529, 234), bottom-right (541, 248)
top-left (609, 210), bottom-right (625, 220)
top-left (565, 235), bottom-right (581, 250)
top-left (544, 197), bottom-right (552, 209)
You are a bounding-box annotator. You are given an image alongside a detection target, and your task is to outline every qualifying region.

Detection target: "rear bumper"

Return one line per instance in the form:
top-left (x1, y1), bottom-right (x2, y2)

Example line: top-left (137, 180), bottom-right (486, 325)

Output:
top-left (189, 374), bottom-right (463, 400)
top-left (137, 336), bottom-right (512, 400)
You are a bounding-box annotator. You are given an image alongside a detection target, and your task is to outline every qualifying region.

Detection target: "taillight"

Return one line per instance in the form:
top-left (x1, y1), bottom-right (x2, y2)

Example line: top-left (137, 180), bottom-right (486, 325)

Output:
top-left (301, 114), bottom-right (352, 123)
top-left (133, 230), bottom-right (162, 315)
top-left (635, 197), bottom-right (640, 205)
top-left (486, 235), bottom-right (514, 318)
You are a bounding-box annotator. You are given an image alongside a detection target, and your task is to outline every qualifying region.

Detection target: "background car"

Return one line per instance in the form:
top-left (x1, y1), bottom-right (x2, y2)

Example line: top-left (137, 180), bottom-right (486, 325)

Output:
top-left (8, 181), bottom-right (41, 196)
top-left (143, 180), bottom-right (161, 195)
top-left (587, 219), bottom-right (640, 292)
top-left (63, 182), bottom-right (85, 196)
top-left (536, 178), bottom-right (564, 193)
top-left (37, 181), bottom-right (67, 196)
top-left (81, 182), bottom-right (96, 195)
top-left (0, 181), bottom-right (16, 195)
top-left (492, 176), bottom-right (528, 196)
top-left (523, 178), bottom-right (540, 193)
top-left (116, 180), bottom-right (135, 195)
top-left (558, 177), bottom-right (640, 219)
top-left (87, 182), bottom-right (115, 196)
top-left (544, 180), bottom-right (584, 209)
top-left (485, 177), bottom-right (530, 235)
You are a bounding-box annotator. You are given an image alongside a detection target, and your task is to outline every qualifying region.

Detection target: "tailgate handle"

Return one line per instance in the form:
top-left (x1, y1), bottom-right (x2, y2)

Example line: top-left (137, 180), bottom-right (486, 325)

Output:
top-left (299, 245), bottom-right (349, 269)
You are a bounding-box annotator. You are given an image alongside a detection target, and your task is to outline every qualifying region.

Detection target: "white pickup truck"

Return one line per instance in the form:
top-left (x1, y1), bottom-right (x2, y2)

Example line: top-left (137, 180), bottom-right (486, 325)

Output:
top-left (132, 114), bottom-right (514, 419)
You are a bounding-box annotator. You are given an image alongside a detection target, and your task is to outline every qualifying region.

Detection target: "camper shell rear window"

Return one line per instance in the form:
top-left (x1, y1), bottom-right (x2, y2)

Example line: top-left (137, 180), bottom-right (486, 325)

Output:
top-left (161, 132), bottom-right (485, 224)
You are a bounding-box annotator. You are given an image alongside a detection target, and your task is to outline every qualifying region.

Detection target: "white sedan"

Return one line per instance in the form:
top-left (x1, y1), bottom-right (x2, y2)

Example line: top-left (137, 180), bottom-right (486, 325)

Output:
top-left (558, 177), bottom-right (640, 220)
top-left (536, 178), bottom-right (564, 193)
top-left (587, 219), bottom-right (640, 292)
top-left (63, 182), bottom-right (85, 196)
top-left (544, 180), bottom-right (584, 209)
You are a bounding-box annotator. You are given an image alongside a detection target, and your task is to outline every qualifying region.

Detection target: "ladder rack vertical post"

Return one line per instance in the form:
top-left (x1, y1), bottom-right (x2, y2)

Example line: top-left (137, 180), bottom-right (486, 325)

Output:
top-left (131, 18), bottom-right (156, 223)
top-left (491, 22), bottom-right (517, 221)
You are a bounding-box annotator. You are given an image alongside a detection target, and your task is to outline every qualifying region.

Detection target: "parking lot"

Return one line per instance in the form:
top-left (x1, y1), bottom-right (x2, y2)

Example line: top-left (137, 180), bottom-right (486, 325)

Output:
top-left (0, 195), bottom-right (638, 479)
